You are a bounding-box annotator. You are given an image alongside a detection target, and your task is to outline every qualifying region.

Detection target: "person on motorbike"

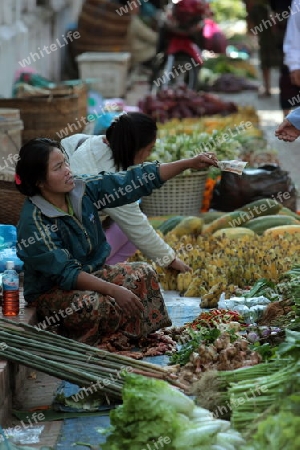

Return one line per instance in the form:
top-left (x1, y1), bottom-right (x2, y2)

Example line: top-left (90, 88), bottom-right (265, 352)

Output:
top-left (156, 0), bottom-right (211, 54)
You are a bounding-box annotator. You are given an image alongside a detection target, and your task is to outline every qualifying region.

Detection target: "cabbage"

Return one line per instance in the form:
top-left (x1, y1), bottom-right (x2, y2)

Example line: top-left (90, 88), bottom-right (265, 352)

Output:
top-left (101, 374), bottom-right (245, 450)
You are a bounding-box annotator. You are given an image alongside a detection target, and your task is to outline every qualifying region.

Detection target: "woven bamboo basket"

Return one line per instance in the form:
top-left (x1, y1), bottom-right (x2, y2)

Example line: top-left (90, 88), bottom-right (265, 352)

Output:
top-left (86, 0), bottom-right (123, 12)
top-left (0, 113), bottom-right (24, 225)
top-left (0, 94), bottom-right (83, 144)
top-left (141, 171), bottom-right (208, 216)
top-left (77, 0), bottom-right (132, 55)
top-left (0, 179), bottom-right (25, 225)
top-left (15, 84), bottom-right (88, 124)
top-left (75, 41), bottom-right (130, 54)
top-left (86, 0), bottom-right (119, 7)
top-left (79, 4), bottom-right (131, 35)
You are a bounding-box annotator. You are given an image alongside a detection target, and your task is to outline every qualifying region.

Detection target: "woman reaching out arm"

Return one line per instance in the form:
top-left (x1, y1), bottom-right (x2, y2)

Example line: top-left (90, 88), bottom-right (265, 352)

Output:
top-left (62, 113), bottom-right (209, 273)
top-left (15, 137), bottom-right (217, 344)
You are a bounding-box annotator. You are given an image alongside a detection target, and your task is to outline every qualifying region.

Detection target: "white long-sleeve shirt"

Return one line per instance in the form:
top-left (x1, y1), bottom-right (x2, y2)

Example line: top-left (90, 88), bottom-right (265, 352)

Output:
top-left (287, 106), bottom-right (300, 129)
top-left (61, 134), bottom-right (175, 267)
top-left (283, 0), bottom-right (300, 71)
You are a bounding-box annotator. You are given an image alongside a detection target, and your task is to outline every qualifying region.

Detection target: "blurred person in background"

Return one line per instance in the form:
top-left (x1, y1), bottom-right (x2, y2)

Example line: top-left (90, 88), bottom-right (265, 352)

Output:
top-left (156, 0), bottom-right (210, 55)
top-left (126, 0), bottom-right (158, 70)
top-left (282, 0), bottom-right (300, 90)
top-left (247, 0), bottom-right (280, 97)
top-left (270, 0), bottom-right (300, 117)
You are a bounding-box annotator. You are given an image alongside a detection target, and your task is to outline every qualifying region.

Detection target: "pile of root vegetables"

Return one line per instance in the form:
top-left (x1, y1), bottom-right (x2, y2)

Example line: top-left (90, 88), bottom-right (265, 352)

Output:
top-left (168, 330), bottom-right (262, 386)
top-left (138, 85), bottom-right (238, 122)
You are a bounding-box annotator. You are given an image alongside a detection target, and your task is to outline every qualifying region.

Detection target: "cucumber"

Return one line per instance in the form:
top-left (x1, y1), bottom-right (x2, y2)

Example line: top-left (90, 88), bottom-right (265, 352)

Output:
top-left (200, 211), bottom-right (224, 224)
top-left (244, 215), bottom-right (299, 235)
top-left (202, 199), bottom-right (283, 235)
top-left (157, 216), bottom-right (185, 235)
top-left (238, 198), bottom-right (282, 216)
top-left (278, 207), bottom-right (300, 221)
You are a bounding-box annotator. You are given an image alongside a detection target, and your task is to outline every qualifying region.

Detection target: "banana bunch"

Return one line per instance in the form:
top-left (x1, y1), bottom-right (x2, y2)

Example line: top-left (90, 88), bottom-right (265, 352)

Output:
top-left (177, 271), bottom-right (193, 293)
top-left (130, 233), bottom-right (300, 297)
top-left (154, 264), bottom-right (178, 291)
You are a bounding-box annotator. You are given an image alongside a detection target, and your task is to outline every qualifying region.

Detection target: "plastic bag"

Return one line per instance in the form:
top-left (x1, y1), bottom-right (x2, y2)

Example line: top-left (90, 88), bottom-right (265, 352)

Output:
top-left (2, 426), bottom-right (44, 445)
top-left (0, 225), bottom-right (17, 250)
top-left (211, 164), bottom-right (297, 211)
top-left (0, 249), bottom-right (24, 273)
top-left (0, 424), bottom-right (49, 449)
top-left (218, 295), bottom-right (270, 324)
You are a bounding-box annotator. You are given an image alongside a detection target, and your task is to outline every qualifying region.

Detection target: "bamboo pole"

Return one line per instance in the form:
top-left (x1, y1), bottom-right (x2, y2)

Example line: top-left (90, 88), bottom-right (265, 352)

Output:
top-left (0, 318), bottom-right (187, 390)
top-left (0, 347), bottom-right (122, 397)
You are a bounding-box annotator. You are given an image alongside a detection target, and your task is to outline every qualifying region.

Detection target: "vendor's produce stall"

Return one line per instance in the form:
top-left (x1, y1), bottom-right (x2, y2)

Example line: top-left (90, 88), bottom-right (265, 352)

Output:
top-left (199, 55), bottom-right (259, 93)
top-left (141, 106), bottom-right (280, 215)
top-left (136, 200), bottom-right (300, 298)
top-left (138, 85), bottom-right (238, 122)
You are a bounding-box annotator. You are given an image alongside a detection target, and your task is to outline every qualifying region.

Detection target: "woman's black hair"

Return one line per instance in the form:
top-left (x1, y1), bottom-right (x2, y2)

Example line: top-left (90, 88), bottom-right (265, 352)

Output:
top-left (15, 138), bottom-right (67, 196)
top-left (105, 112), bottom-right (157, 170)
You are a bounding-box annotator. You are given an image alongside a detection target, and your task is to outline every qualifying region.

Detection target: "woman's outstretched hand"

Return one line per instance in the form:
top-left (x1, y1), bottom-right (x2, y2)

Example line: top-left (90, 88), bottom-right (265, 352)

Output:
top-left (275, 118), bottom-right (300, 142)
top-left (159, 152), bottom-right (218, 182)
top-left (189, 152), bottom-right (219, 169)
top-left (169, 257), bottom-right (191, 273)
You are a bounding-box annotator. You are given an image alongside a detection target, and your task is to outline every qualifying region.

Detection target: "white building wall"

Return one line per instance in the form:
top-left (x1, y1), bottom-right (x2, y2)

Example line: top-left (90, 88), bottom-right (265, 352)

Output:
top-left (0, 0), bottom-right (77, 97)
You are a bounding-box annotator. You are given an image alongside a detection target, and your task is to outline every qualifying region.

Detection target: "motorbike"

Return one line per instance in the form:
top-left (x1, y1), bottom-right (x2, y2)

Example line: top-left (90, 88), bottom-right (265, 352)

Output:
top-left (150, 0), bottom-right (208, 93)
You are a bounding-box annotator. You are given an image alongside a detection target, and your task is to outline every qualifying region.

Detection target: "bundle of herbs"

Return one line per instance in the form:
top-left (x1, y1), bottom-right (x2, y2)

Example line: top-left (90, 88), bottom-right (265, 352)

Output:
top-left (0, 318), bottom-right (186, 403)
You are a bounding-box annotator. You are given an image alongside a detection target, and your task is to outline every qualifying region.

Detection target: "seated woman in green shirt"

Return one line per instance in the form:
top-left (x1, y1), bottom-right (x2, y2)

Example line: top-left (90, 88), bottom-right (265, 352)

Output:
top-left (15, 137), bottom-right (218, 345)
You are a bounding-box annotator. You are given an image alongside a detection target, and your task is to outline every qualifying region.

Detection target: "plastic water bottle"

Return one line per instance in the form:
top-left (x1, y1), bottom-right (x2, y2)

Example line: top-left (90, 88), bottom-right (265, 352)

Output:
top-left (2, 261), bottom-right (19, 316)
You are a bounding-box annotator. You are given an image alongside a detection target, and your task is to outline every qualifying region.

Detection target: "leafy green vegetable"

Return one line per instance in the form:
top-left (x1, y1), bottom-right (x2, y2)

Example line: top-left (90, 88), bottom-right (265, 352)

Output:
top-left (243, 278), bottom-right (276, 299)
top-left (210, 0), bottom-right (246, 23)
top-left (149, 130), bottom-right (242, 176)
top-left (101, 374), bottom-right (245, 450)
top-left (250, 342), bottom-right (278, 362)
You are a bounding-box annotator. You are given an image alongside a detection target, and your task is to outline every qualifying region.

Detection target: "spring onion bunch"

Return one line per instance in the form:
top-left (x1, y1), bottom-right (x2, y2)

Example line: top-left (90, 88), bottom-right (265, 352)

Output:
top-left (217, 330), bottom-right (300, 437)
